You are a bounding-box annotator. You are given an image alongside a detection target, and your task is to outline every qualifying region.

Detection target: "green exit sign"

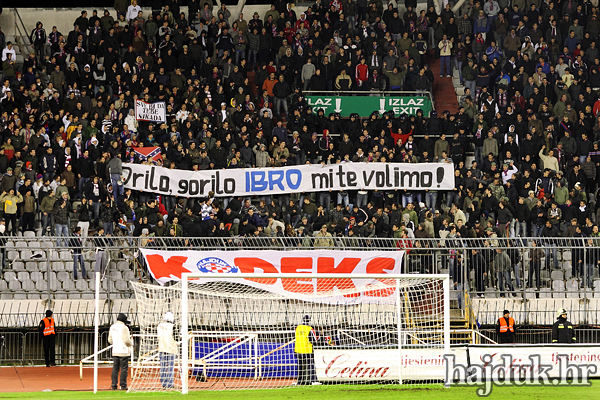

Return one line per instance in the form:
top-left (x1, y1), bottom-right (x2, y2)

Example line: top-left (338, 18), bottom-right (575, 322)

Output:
top-left (305, 95), bottom-right (432, 117)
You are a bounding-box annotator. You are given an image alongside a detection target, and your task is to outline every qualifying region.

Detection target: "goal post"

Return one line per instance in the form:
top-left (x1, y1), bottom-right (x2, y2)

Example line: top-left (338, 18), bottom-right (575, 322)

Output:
top-left (131, 273), bottom-right (450, 393)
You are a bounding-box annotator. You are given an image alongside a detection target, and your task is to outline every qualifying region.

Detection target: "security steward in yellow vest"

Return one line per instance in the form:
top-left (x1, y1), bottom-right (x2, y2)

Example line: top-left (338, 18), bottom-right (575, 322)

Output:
top-left (295, 315), bottom-right (321, 385)
top-left (552, 308), bottom-right (576, 343)
top-left (38, 310), bottom-right (56, 367)
top-left (496, 309), bottom-right (516, 343)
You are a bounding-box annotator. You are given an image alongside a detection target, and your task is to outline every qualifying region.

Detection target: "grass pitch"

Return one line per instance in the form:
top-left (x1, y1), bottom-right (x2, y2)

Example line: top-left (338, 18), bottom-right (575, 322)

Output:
top-left (1, 384), bottom-right (599, 400)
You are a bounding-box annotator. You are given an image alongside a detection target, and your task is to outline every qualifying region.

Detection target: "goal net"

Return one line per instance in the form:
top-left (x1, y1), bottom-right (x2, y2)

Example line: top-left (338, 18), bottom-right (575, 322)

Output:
top-left (130, 273), bottom-right (449, 393)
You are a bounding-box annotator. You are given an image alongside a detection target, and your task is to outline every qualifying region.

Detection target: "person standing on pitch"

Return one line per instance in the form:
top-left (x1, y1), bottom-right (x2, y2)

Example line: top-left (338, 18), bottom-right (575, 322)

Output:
top-left (158, 312), bottom-right (177, 388)
top-left (108, 313), bottom-right (133, 390)
top-left (295, 315), bottom-right (321, 385)
top-left (552, 308), bottom-right (576, 343)
top-left (495, 309), bottom-right (516, 343)
top-left (38, 310), bottom-right (56, 367)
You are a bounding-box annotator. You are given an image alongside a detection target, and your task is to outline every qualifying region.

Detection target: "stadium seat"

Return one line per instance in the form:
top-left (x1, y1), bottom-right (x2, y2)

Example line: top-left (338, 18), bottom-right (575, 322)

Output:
top-left (20, 249), bottom-right (32, 260)
top-left (35, 280), bottom-right (47, 291)
top-left (539, 288), bottom-right (552, 298)
top-left (25, 261), bottom-right (38, 271)
top-left (57, 271), bottom-right (70, 283)
top-left (117, 261), bottom-right (129, 271)
top-left (0, 279), bottom-right (8, 291)
top-left (6, 250), bottom-right (19, 262)
top-left (49, 278), bottom-right (61, 291)
top-left (30, 271), bottom-right (44, 282)
top-left (566, 278), bottom-right (579, 298)
top-left (11, 261), bottom-right (25, 271)
top-left (115, 280), bottom-right (128, 292)
top-left (22, 279), bottom-right (35, 292)
top-left (550, 270), bottom-right (564, 280)
top-left (524, 288), bottom-right (536, 299)
top-left (60, 251), bottom-right (72, 261)
top-left (52, 261), bottom-right (66, 271)
top-left (23, 231), bottom-right (36, 238)
top-left (63, 279), bottom-right (76, 292)
top-left (552, 280), bottom-right (566, 298)
top-left (110, 270), bottom-right (122, 281)
top-left (122, 270), bottom-right (135, 281)
top-left (17, 271), bottom-right (30, 281)
top-left (15, 240), bottom-right (27, 249)
top-left (76, 280), bottom-right (89, 291)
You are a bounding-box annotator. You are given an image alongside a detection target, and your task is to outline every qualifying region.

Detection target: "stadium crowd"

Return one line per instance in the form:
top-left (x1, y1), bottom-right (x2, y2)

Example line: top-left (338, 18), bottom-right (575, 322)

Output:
top-left (1, 0), bottom-right (600, 269)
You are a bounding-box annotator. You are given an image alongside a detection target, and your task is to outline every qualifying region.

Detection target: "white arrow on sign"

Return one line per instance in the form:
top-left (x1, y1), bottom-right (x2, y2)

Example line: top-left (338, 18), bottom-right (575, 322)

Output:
top-left (334, 98), bottom-right (342, 113)
top-left (379, 99), bottom-right (386, 114)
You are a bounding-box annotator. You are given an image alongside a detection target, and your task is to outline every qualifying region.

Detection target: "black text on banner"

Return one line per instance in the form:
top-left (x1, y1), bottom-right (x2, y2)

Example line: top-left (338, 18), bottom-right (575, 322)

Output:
top-left (122, 163), bottom-right (455, 197)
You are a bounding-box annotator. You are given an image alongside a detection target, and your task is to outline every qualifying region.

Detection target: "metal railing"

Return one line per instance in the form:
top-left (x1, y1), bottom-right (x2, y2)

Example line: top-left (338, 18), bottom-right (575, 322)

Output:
top-left (0, 330), bottom-right (114, 366)
top-left (12, 8), bottom-right (32, 45)
top-left (479, 328), bottom-right (600, 344)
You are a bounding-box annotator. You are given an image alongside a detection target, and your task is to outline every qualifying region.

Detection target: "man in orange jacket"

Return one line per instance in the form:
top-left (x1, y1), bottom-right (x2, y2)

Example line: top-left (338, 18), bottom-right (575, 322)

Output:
top-left (38, 310), bottom-right (56, 367)
top-left (496, 309), bottom-right (516, 343)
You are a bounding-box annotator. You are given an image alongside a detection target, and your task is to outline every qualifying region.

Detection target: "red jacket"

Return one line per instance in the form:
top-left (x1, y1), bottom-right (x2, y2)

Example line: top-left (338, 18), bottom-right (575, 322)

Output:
top-left (355, 63), bottom-right (369, 84)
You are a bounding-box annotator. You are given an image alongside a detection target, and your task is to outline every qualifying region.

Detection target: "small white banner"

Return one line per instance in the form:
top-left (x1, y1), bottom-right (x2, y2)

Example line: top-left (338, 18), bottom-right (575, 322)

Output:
top-left (135, 100), bottom-right (166, 122)
top-left (123, 162), bottom-right (455, 197)
top-left (315, 348), bottom-right (455, 381)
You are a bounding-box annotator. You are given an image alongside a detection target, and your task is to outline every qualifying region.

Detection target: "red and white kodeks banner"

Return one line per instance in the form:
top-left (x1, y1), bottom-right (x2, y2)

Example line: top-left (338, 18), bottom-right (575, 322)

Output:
top-left (141, 249), bottom-right (403, 304)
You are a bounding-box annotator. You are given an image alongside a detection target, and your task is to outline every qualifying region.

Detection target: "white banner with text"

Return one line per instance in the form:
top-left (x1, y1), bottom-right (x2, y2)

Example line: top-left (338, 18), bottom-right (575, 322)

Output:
top-left (314, 345), bottom-right (600, 382)
top-left (135, 100), bottom-right (166, 122)
top-left (123, 162), bottom-right (454, 197)
top-left (141, 249), bottom-right (404, 304)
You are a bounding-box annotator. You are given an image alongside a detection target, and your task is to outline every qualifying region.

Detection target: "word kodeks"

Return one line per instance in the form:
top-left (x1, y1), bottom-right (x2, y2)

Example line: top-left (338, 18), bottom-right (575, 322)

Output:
top-left (141, 249), bottom-right (406, 304)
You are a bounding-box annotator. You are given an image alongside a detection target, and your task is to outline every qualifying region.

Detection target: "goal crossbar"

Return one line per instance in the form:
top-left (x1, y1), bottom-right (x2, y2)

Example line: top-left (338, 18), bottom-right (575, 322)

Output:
top-left (180, 273), bottom-right (450, 394)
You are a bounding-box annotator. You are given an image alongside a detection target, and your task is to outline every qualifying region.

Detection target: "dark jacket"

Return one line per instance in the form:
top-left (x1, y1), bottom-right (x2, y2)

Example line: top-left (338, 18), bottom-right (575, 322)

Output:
top-left (552, 316), bottom-right (576, 343)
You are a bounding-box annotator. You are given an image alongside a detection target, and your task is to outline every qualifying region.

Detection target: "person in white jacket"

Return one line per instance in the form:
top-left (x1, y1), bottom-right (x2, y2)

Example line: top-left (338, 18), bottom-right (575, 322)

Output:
top-left (108, 313), bottom-right (133, 390)
top-left (158, 312), bottom-right (177, 389)
top-left (126, 0), bottom-right (142, 22)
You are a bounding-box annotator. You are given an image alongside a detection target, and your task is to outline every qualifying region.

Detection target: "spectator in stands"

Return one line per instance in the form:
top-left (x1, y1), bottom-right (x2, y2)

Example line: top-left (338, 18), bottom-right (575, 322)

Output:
top-left (70, 226), bottom-right (86, 279)
top-left (53, 197), bottom-right (69, 246)
top-left (0, 188), bottom-right (23, 236)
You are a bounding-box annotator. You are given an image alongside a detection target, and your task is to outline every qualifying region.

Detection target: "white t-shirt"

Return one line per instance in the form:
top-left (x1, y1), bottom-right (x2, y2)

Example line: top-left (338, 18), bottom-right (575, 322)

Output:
top-left (126, 5), bottom-right (142, 22)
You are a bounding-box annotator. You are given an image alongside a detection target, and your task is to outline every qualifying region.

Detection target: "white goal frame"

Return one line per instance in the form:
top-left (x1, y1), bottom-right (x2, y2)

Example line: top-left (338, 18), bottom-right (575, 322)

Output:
top-left (180, 273), bottom-right (450, 394)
